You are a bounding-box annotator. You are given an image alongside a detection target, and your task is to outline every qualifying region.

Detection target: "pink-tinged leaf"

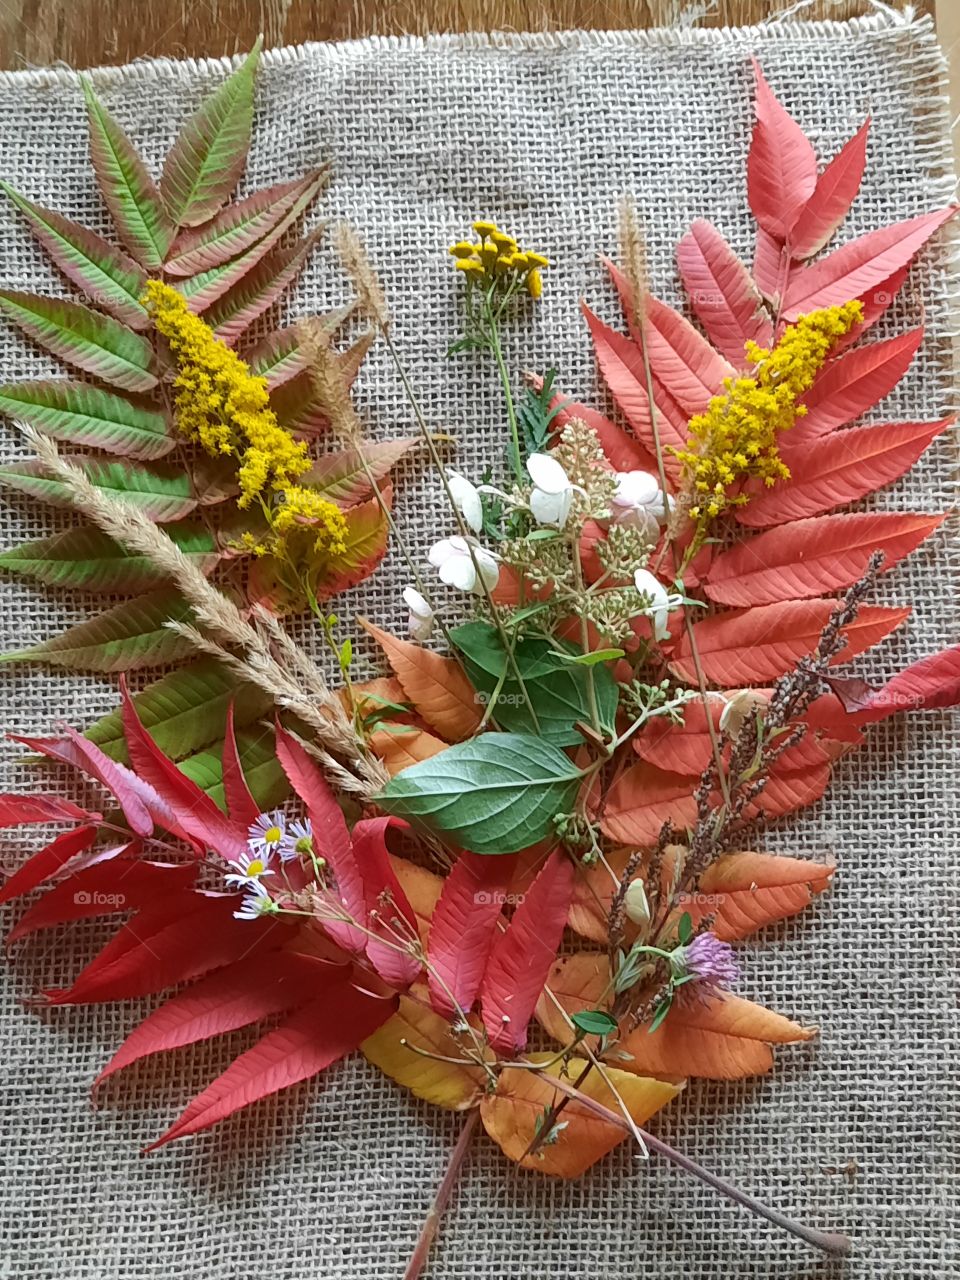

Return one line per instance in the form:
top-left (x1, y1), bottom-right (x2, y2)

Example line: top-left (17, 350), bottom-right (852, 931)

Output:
top-left (221, 703), bottom-right (261, 827)
top-left (244, 304), bottom-right (353, 390)
top-left (315, 488), bottom-right (392, 599)
top-left (166, 169), bottom-right (328, 276)
top-left (0, 793), bottom-right (94, 827)
top-left (633, 696), bottom-right (724, 775)
top-left (790, 119), bottom-right (870, 259)
top-left (0, 825), bottom-right (97, 904)
top-left (0, 290), bottom-right (157, 393)
top-left (121, 681), bottom-right (248, 861)
top-left (305, 439), bottom-right (418, 508)
top-left (273, 723), bottom-right (365, 956)
top-left (670, 600), bottom-right (911, 687)
top-left (600, 762), bottom-right (698, 846)
top-left (350, 816), bottom-right (420, 988)
top-left (841, 263), bottom-right (910, 348)
top-left (427, 851), bottom-right (518, 1019)
top-left (6, 859), bottom-right (196, 945)
top-left (43, 892), bottom-right (285, 1005)
top-left (480, 850), bottom-right (575, 1054)
top-left (753, 227), bottom-right (785, 302)
top-left (604, 260), bottom-right (733, 414)
top-left (160, 41), bottom-right (262, 229)
top-left (180, 172), bottom-right (327, 312)
top-left (543, 383), bottom-right (659, 472)
top-left (1, 182), bottom-right (149, 329)
top-left (855, 645), bottom-right (960, 719)
top-left (145, 980), bottom-right (397, 1149)
top-left (582, 304), bottom-right (687, 475)
top-left (12, 727), bottom-right (155, 837)
top-left (0, 381), bottom-right (174, 461)
top-left (791, 327), bottom-right (924, 441)
top-left (704, 512), bottom-right (944, 607)
top-left (202, 232), bottom-right (322, 346)
top-left (94, 950), bottom-right (340, 1091)
top-left (80, 77), bottom-right (174, 270)
top-left (747, 60), bottom-right (818, 239)
top-left (781, 206), bottom-right (956, 319)
top-left (737, 417), bottom-right (951, 527)
top-left (677, 219), bottom-right (773, 365)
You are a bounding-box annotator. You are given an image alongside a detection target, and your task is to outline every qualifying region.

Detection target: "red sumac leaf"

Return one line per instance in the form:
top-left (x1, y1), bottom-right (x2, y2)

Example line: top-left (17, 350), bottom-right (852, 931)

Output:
top-left (790, 118), bottom-right (870, 259)
top-left (677, 219), bottom-right (773, 365)
top-left (0, 825), bottom-right (97, 904)
top-left (747, 60), bottom-right (818, 239)
top-left (0, 793), bottom-right (94, 827)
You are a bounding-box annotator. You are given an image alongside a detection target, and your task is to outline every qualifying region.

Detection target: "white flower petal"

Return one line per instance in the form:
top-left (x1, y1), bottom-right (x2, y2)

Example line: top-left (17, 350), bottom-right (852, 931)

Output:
top-left (447, 471), bottom-right (484, 533)
top-left (438, 553), bottom-right (478, 592)
top-left (526, 452), bottom-right (570, 494)
top-left (614, 470), bottom-right (660, 507)
top-left (402, 585), bottom-right (433, 619)
top-left (529, 487), bottom-right (565, 526)
top-left (408, 611), bottom-right (434, 641)
top-left (473, 547), bottom-right (501, 593)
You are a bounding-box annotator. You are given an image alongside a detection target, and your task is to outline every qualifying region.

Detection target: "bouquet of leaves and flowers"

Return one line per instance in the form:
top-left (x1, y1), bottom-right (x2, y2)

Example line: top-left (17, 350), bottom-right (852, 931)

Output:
top-left (1, 48), bottom-right (958, 1275)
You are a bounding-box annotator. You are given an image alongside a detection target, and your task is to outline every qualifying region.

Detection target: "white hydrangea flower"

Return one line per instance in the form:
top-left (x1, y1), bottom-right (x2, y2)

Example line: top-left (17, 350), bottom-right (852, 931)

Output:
top-left (446, 470), bottom-right (484, 534)
top-left (402, 585), bottom-right (435, 641)
top-left (428, 536), bottom-right (500, 594)
top-left (526, 452), bottom-right (582, 529)
top-left (611, 470), bottom-right (673, 535)
top-left (633, 567), bottom-right (673, 642)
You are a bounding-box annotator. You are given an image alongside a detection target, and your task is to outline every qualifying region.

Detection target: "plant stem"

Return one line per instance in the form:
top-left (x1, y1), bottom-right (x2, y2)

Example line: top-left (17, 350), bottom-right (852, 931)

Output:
top-left (484, 295), bottom-right (523, 481)
top-left (403, 1109), bottom-right (480, 1280)
top-left (536, 1071), bottom-right (850, 1257)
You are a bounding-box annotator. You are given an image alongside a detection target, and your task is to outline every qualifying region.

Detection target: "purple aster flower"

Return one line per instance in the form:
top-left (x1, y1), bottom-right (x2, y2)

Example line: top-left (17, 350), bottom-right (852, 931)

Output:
top-left (680, 932), bottom-right (739, 990)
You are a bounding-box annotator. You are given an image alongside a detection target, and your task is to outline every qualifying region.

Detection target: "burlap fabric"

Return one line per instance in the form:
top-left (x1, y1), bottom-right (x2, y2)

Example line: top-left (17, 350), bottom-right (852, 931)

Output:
top-left (0, 7), bottom-right (956, 1278)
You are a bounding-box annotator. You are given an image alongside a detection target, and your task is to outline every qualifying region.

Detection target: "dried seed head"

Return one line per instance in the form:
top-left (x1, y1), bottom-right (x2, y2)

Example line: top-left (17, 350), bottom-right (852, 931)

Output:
top-left (719, 688), bottom-right (771, 740)
top-left (617, 195), bottom-right (649, 326)
top-left (332, 220), bottom-right (390, 331)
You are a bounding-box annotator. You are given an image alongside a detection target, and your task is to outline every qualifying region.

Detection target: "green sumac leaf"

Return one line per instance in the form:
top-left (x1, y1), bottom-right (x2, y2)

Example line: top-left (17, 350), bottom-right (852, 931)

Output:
top-left (80, 76), bottom-right (174, 271)
top-left (450, 622), bottom-right (619, 746)
top-left (160, 39), bottom-right (262, 229)
top-left (304, 439), bottom-right (418, 508)
top-left (245, 306), bottom-right (351, 389)
top-left (375, 731), bottom-right (581, 855)
top-left (1, 586), bottom-right (194, 672)
top-left (0, 182), bottom-right (148, 329)
top-left (0, 457), bottom-right (201, 522)
top-left (180, 725), bottom-right (289, 813)
top-left (0, 381), bottom-right (173, 460)
top-left (0, 520), bottom-right (218, 593)
top-left (85, 656), bottom-right (272, 761)
top-left (0, 290), bottom-right (156, 392)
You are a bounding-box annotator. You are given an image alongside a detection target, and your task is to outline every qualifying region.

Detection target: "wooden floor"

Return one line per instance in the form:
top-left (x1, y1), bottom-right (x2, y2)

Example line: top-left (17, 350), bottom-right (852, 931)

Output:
top-left (0, 1), bottom-right (942, 68)
top-left (0, 1), bottom-right (954, 158)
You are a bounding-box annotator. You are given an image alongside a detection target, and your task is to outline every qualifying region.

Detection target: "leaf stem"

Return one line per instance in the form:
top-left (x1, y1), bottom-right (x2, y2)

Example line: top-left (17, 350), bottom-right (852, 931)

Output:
top-left (403, 1108), bottom-right (480, 1280)
top-left (483, 293), bottom-right (523, 481)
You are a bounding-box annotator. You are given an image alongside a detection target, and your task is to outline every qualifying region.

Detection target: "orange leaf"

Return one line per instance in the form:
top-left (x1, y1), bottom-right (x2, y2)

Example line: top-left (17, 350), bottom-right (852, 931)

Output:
top-left (316, 488), bottom-right (392, 599)
top-left (670, 599), bottom-right (910, 687)
top-left (686, 851), bottom-right (835, 941)
top-left (361, 619), bottom-right (482, 741)
top-left (480, 1053), bottom-right (680, 1176)
top-left (361, 988), bottom-right (487, 1110)
top-left (704, 512), bottom-right (944, 607)
top-left (736, 417), bottom-right (951, 528)
top-left (544, 382), bottom-right (659, 472)
top-left (600, 761), bottom-right (698, 845)
top-left (567, 848), bottom-right (632, 944)
top-left (369, 726), bottom-right (448, 776)
top-left (539, 952), bottom-right (814, 1079)
top-left (633, 696), bottom-right (724, 775)
top-left (387, 853), bottom-right (443, 949)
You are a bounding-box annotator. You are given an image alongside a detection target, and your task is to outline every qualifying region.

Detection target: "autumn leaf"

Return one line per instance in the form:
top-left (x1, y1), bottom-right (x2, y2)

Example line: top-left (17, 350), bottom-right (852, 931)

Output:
top-left (361, 988), bottom-right (488, 1110)
top-left (676, 219), bottom-right (772, 365)
top-left (600, 761), bottom-right (699, 846)
top-left (633, 696), bottom-right (724, 775)
top-left (670, 599), bottom-right (910, 687)
top-left (538, 952), bottom-right (814, 1079)
top-left (684, 851), bottom-right (835, 941)
top-left (747, 59), bottom-right (817, 239)
top-left (480, 1053), bottom-right (680, 1177)
top-left (790, 118), bottom-right (871, 259)
top-left (370, 726), bottom-right (449, 775)
top-left (736, 417), bottom-right (951, 527)
top-left (704, 512), bottom-right (944, 607)
top-left (792, 327), bottom-right (924, 440)
top-left (0, 825), bottom-right (97, 904)
top-left (543, 380), bottom-right (659, 472)
top-left (361, 619), bottom-right (482, 741)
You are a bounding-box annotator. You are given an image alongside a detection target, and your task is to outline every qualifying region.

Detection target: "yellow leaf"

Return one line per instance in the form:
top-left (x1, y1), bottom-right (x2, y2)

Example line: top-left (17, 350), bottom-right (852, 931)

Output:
top-left (480, 1053), bottom-right (680, 1177)
top-left (388, 852), bottom-right (443, 948)
top-left (361, 988), bottom-right (487, 1110)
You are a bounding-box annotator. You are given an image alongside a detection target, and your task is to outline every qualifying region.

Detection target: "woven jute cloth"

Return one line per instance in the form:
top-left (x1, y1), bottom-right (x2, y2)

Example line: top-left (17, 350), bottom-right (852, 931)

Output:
top-left (0, 8), bottom-right (957, 1278)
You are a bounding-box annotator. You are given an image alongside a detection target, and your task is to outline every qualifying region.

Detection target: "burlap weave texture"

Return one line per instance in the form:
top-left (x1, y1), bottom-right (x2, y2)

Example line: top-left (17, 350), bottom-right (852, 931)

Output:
top-left (0, 9), bottom-right (957, 1279)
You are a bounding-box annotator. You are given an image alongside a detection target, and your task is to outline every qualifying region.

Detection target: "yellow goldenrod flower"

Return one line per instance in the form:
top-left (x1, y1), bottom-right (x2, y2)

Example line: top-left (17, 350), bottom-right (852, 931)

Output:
top-left (270, 485), bottom-right (348, 558)
top-left (676, 300), bottom-right (863, 529)
top-left (142, 280), bottom-right (310, 510)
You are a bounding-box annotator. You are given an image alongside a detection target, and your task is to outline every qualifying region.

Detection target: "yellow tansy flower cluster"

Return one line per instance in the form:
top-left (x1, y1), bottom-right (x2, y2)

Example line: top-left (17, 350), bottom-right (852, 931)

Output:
top-left (449, 220), bottom-right (549, 298)
top-left (143, 280), bottom-right (346, 561)
top-left (676, 300), bottom-right (864, 527)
